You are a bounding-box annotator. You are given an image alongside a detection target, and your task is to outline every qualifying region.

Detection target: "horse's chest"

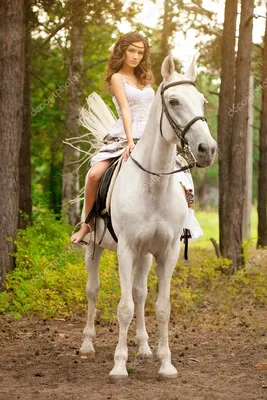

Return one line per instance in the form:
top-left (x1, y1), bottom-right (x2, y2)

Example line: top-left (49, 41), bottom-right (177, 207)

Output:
top-left (131, 218), bottom-right (183, 254)
top-left (135, 194), bottom-right (186, 220)
top-left (112, 170), bottom-right (188, 244)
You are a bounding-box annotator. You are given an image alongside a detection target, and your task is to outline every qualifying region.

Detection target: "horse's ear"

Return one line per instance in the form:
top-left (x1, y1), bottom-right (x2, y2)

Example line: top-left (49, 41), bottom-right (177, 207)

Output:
top-left (161, 54), bottom-right (175, 80)
top-left (184, 56), bottom-right (198, 81)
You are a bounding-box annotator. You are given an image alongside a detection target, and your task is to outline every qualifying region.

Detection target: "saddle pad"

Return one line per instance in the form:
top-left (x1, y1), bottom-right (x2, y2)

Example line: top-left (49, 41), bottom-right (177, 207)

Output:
top-left (106, 155), bottom-right (124, 214)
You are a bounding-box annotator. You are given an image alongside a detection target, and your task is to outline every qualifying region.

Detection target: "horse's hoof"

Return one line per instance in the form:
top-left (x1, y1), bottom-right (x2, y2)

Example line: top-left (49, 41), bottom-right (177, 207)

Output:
top-left (137, 350), bottom-right (153, 359)
top-left (109, 374), bottom-right (129, 383)
top-left (137, 344), bottom-right (153, 358)
top-left (158, 372), bottom-right (178, 381)
top-left (79, 349), bottom-right (95, 358)
top-left (158, 364), bottom-right (177, 380)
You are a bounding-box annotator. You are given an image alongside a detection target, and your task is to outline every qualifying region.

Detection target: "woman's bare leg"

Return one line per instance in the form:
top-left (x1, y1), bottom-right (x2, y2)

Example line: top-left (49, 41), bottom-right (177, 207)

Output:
top-left (70, 159), bottom-right (112, 243)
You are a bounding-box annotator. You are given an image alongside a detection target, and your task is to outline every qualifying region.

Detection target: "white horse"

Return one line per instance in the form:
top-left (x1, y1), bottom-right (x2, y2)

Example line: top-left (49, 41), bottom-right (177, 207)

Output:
top-left (79, 55), bottom-right (217, 381)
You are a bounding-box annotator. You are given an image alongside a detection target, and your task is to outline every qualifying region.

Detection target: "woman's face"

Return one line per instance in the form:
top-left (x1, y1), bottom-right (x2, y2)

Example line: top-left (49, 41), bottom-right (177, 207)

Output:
top-left (123, 41), bottom-right (145, 68)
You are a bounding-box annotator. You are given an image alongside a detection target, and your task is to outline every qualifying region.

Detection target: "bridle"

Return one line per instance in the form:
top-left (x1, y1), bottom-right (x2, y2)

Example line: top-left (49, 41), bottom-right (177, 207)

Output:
top-left (130, 79), bottom-right (207, 177)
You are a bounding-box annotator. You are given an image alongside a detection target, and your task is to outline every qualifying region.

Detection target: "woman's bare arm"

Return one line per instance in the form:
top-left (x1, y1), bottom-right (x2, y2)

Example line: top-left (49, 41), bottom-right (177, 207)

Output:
top-left (111, 73), bottom-right (133, 145)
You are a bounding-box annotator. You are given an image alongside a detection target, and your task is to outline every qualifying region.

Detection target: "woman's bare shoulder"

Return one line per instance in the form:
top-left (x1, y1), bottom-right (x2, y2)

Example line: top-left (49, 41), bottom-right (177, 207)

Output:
top-left (110, 73), bottom-right (125, 97)
top-left (110, 73), bottom-right (123, 83)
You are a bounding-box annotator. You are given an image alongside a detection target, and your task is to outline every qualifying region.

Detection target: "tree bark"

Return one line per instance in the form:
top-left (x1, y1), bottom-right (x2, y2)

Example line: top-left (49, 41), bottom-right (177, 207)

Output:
top-left (227, 0), bottom-right (254, 269)
top-left (218, 0), bottom-right (238, 258)
top-left (161, 0), bottom-right (172, 58)
top-left (62, 1), bottom-right (85, 226)
top-left (152, 0), bottom-right (177, 84)
top-left (0, 0), bottom-right (25, 286)
top-left (257, 12), bottom-right (267, 248)
top-left (242, 74), bottom-right (254, 241)
top-left (197, 173), bottom-right (207, 210)
top-left (19, 0), bottom-right (32, 229)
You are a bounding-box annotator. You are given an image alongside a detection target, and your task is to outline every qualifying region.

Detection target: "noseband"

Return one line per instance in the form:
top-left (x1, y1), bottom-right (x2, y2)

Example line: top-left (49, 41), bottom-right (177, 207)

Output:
top-left (130, 79), bottom-right (207, 177)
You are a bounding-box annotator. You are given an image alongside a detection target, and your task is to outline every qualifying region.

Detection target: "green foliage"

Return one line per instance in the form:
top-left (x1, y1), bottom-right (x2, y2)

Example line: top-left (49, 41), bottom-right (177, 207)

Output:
top-left (97, 250), bottom-right (119, 323)
top-left (0, 208), bottom-right (87, 318)
top-left (0, 207), bottom-right (121, 321)
top-left (170, 249), bottom-right (230, 314)
top-left (1, 208), bottom-right (266, 323)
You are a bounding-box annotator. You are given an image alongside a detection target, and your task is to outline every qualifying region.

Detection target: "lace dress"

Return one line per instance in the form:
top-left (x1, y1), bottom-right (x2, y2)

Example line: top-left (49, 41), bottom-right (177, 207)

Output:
top-left (90, 74), bottom-right (203, 241)
top-left (91, 75), bottom-right (155, 166)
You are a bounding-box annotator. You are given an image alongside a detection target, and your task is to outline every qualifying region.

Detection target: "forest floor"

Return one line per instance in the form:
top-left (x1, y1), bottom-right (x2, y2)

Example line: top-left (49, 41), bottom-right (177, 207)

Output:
top-left (1, 301), bottom-right (267, 400)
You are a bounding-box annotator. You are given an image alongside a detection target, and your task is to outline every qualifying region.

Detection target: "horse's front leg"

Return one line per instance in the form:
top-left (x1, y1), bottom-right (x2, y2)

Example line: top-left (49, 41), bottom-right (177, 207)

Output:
top-left (109, 239), bottom-right (136, 381)
top-left (155, 244), bottom-right (180, 380)
top-left (133, 253), bottom-right (153, 357)
top-left (79, 243), bottom-right (103, 357)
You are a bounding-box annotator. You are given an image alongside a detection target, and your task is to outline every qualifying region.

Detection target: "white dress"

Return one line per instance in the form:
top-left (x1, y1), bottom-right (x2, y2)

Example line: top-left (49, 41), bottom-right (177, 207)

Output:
top-left (90, 75), bottom-right (203, 241)
top-left (91, 75), bottom-right (154, 166)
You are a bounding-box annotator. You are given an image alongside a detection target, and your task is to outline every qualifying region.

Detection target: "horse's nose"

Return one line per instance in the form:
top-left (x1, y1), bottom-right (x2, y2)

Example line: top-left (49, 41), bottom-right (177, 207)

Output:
top-left (198, 143), bottom-right (207, 154)
top-left (211, 143), bottom-right (216, 156)
top-left (198, 143), bottom-right (216, 156)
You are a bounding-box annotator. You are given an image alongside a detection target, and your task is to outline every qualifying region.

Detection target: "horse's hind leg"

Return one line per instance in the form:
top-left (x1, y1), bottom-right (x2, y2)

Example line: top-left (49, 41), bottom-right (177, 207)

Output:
top-left (79, 243), bottom-right (103, 357)
top-left (133, 253), bottom-right (153, 357)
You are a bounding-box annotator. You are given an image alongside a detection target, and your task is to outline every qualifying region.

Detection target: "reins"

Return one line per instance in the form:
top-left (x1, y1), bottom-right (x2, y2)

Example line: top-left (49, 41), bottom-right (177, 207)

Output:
top-left (129, 149), bottom-right (195, 177)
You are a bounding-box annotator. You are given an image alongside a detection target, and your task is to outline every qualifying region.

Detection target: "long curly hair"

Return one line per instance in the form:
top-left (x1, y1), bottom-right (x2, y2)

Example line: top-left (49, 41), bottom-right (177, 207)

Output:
top-left (105, 31), bottom-right (154, 90)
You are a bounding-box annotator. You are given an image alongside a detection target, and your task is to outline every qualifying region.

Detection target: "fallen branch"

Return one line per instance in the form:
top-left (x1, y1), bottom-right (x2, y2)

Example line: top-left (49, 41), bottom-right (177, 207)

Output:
top-left (210, 237), bottom-right (221, 258)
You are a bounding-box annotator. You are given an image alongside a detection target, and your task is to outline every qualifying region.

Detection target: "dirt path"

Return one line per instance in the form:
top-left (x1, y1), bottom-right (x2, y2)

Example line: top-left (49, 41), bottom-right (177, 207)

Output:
top-left (1, 306), bottom-right (267, 400)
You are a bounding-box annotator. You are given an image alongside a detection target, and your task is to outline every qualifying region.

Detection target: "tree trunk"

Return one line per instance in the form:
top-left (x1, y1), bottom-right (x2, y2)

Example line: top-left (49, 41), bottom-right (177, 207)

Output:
top-left (19, 0), bottom-right (32, 229)
top-left (0, 0), bottom-right (24, 286)
top-left (218, 0), bottom-right (238, 257)
top-left (197, 174), bottom-right (207, 210)
top-left (152, 0), bottom-right (177, 84)
top-left (161, 0), bottom-right (172, 58)
top-left (227, 0), bottom-right (254, 269)
top-left (62, 1), bottom-right (85, 226)
top-left (242, 74), bottom-right (254, 241)
top-left (257, 12), bottom-right (267, 248)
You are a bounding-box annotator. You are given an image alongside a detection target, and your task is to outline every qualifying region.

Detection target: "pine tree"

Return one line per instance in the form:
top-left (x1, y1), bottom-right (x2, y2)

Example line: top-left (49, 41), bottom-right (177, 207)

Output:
top-left (257, 10), bottom-right (267, 248)
top-left (0, 0), bottom-right (25, 285)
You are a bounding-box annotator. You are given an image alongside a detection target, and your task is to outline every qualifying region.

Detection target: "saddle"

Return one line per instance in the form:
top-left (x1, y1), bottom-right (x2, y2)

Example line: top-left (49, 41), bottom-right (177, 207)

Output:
top-left (84, 155), bottom-right (123, 245)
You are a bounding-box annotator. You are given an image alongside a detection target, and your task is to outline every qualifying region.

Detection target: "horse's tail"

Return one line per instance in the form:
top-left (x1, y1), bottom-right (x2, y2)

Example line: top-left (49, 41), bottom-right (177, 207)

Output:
top-left (62, 93), bottom-right (117, 208)
top-left (79, 92), bottom-right (117, 143)
top-left (63, 92), bottom-right (118, 160)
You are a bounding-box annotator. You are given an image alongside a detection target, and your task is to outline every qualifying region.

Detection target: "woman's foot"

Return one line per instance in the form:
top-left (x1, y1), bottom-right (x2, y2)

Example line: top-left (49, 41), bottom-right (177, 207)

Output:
top-left (70, 223), bottom-right (91, 244)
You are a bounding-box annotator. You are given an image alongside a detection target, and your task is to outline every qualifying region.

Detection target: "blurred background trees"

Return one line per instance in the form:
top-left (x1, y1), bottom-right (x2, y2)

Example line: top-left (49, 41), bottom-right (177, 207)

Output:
top-left (0, 0), bottom-right (267, 283)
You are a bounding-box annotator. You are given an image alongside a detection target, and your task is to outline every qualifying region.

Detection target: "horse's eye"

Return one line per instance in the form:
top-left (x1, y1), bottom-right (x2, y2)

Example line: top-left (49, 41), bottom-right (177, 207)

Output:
top-left (169, 98), bottom-right (180, 107)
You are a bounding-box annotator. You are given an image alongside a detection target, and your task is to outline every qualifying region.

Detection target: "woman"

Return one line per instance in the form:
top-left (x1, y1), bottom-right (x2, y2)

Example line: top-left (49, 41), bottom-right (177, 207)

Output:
top-left (70, 31), bottom-right (202, 244)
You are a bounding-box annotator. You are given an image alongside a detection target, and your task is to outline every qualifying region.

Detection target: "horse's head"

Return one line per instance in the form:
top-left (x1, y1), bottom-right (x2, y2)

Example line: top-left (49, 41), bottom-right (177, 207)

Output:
top-left (160, 54), bottom-right (217, 167)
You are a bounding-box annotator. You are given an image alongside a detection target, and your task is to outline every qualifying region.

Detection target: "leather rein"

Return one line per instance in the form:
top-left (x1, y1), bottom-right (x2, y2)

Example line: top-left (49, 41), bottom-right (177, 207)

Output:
top-left (130, 80), bottom-right (207, 177)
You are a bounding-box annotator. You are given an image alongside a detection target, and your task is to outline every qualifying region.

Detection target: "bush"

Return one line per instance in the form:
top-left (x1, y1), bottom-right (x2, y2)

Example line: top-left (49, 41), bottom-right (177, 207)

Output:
top-left (0, 207), bottom-right (88, 318)
top-left (1, 206), bottom-right (266, 322)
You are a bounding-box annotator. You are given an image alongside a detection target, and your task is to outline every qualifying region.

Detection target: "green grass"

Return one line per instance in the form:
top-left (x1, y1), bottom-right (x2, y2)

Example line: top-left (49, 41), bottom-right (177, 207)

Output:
top-left (193, 207), bottom-right (258, 248)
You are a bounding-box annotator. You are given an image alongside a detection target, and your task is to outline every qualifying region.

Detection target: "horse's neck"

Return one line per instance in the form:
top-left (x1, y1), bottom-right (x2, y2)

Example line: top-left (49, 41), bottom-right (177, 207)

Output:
top-left (135, 90), bottom-right (176, 188)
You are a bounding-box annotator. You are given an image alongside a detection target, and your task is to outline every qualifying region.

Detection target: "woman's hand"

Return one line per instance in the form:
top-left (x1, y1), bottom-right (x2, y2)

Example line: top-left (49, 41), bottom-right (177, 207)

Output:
top-left (124, 141), bottom-right (135, 161)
